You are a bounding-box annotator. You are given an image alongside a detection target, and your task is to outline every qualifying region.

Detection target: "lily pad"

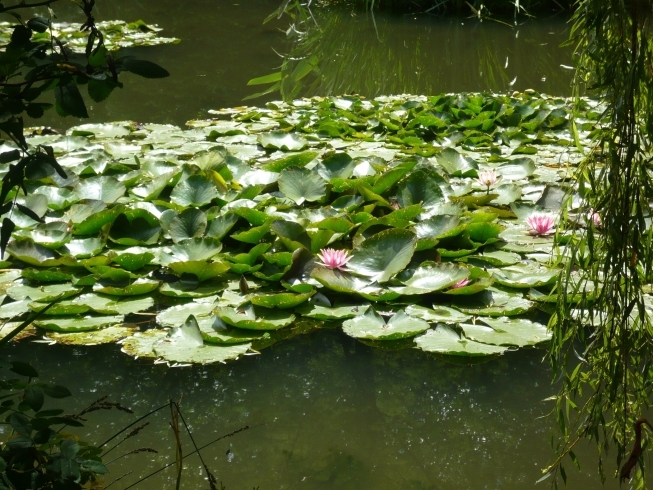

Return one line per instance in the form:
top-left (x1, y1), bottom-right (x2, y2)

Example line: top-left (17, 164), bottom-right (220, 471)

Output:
top-left (215, 303), bottom-right (295, 330)
top-left (394, 262), bottom-right (469, 295)
top-left (466, 316), bottom-right (551, 346)
top-left (170, 175), bottom-right (220, 207)
top-left (153, 315), bottom-right (251, 364)
top-left (295, 301), bottom-right (370, 320)
top-left (347, 229), bottom-right (416, 283)
top-left (436, 148), bottom-right (479, 177)
top-left (258, 131), bottom-right (308, 151)
top-left (73, 176), bottom-right (126, 204)
top-left (109, 209), bottom-right (161, 246)
top-left (168, 208), bottom-right (207, 243)
top-left (342, 308), bottom-right (430, 340)
top-left (46, 324), bottom-right (137, 345)
top-left (34, 314), bottom-right (124, 332)
top-left (415, 324), bottom-right (508, 356)
top-left (249, 290), bottom-right (314, 309)
top-left (450, 289), bottom-right (534, 317)
top-left (278, 167), bottom-right (326, 205)
top-left (404, 304), bottom-right (471, 324)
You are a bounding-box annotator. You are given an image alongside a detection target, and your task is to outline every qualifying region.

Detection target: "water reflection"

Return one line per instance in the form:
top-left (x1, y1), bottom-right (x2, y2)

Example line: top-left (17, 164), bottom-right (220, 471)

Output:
top-left (249, 7), bottom-right (574, 102)
top-left (15, 1), bottom-right (574, 130)
top-left (6, 330), bottom-right (624, 489)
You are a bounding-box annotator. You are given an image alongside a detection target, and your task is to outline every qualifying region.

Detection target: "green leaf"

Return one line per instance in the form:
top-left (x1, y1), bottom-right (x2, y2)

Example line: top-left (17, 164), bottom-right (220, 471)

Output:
top-left (315, 153), bottom-right (356, 180)
top-left (393, 263), bottom-right (469, 295)
top-left (492, 263), bottom-right (559, 289)
top-left (463, 317), bottom-right (551, 346)
top-left (168, 208), bottom-right (207, 243)
top-left (436, 148), bottom-right (479, 177)
top-left (74, 176), bottom-right (125, 203)
top-left (342, 308), bottom-right (430, 340)
top-left (216, 303), bottom-right (296, 330)
top-left (162, 237), bottom-right (223, 263)
top-left (415, 325), bottom-right (508, 356)
top-left (109, 209), bottom-right (161, 246)
top-left (451, 290), bottom-right (534, 317)
top-left (168, 260), bottom-right (230, 282)
top-left (347, 229), bottom-right (416, 283)
top-left (261, 151), bottom-right (318, 172)
top-left (249, 290), bottom-right (314, 309)
top-left (247, 72), bottom-right (282, 85)
top-left (170, 175), bottom-right (220, 207)
top-left (34, 315), bottom-right (124, 332)
top-left (295, 300), bottom-right (370, 320)
top-left (396, 170), bottom-right (445, 209)
top-left (278, 167), bottom-right (326, 205)
top-left (55, 83), bottom-right (88, 118)
top-left (258, 131), bottom-right (308, 151)
top-left (404, 304), bottom-right (471, 324)
top-left (498, 158), bottom-right (536, 180)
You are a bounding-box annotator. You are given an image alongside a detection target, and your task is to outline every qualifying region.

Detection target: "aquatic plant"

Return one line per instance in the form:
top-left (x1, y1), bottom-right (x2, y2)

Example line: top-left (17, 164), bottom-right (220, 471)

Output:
top-left (477, 169), bottom-right (499, 194)
top-left (525, 213), bottom-right (555, 236)
top-left (0, 91), bottom-right (599, 364)
top-left (316, 248), bottom-right (352, 270)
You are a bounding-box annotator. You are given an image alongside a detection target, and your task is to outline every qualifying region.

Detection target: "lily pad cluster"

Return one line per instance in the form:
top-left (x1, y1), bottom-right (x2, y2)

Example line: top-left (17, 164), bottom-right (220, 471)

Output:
top-left (0, 20), bottom-right (180, 52)
top-left (0, 92), bottom-right (603, 364)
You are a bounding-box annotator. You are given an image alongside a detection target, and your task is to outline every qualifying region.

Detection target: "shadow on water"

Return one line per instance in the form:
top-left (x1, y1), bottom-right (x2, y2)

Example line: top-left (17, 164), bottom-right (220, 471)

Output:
top-left (3, 330), bottom-right (630, 489)
top-left (18, 1), bottom-right (574, 130)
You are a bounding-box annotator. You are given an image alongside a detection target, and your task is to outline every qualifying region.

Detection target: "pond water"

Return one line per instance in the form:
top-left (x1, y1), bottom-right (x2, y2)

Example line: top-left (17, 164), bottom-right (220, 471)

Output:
top-left (26, 1), bottom-right (574, 129)
top-left (4, 331), bottom-right (621, 490)
top-left (3, 2), bottom-right (629, 489)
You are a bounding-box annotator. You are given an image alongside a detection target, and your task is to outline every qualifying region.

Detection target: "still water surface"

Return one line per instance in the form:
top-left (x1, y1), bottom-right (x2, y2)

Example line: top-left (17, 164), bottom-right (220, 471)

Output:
top-left (25, 1), bottom-right (574, 129)
top-left (5, 331), bottom-right (620, 490)
top-left (4, 2), bottom-right (619, 488)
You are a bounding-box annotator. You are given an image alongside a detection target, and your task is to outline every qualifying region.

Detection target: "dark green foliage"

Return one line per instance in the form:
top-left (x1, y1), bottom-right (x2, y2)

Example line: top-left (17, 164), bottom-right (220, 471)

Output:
top-left (0, 0), bottom-right (168, 259)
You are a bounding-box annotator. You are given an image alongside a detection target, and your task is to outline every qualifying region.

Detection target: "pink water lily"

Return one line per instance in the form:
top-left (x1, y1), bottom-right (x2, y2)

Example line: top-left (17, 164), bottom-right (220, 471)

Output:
top-left (526, 212), bottom-right (555, 236)
top-left (316, 248), bottom-right (352, 271)
top-left (587, 209), bottom-right (601, 228)
top-left (450, 278), bottom-right (472, 289)
top-left (478, 169), bottom-right (498, 187)
top-left (478, 169), bottom-right (499, 194)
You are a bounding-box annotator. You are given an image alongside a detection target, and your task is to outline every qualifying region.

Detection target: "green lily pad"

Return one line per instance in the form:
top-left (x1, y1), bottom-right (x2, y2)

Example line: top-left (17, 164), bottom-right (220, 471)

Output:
top-left (258, 131), bottom-right (308, 151)
top-left (295, 300), bottom-right (370, 320)
top-left (73, 205), bottom-right (126, 236)
top-left (415, 325), bottom-right (508, 356)
top-left (168, 260), bottom-right (230, 282)
top-left (170, 175), bottom-right (220, 207)
top-left (278, 167), bottom-right (326, 205)
top-left (459, 250), bottom-right (522, 267)
top-left (0, 299), bottom-right (32, 319)
top-left (311, 268), bottom-right (401, 302)
top-left (121, 329), bottom-right (168, 359)
top-left (342, 308), bottom-right (430, 340)
top-left (62, 238), bottom-right (105, 258)
top-left (200, 316), bottom-right (267, 344)
top-left (466, 316), bottom-right (551, 346)
top-left (436, 148), bottom-right (479, 177)
top-left (492, 184), bottom-right (522, 205)
top-left (315, 152), bottom-right (356, 180)
top-left (153, 315), bottom-right (251, 364)
top-left (34, 314), bottom-right (124, 332)
top-left (450, 289), bottom-right (534, 317)
top-left (396, 170), bottom-right (445, 209)
top-left (109, 209), bottom-right (161, 246)
top-left (158, 280), bottom-right (226, 298)
top-left (45, 324), bottom-right (137, 345)
top-left (492, 264), bottom-right (559, 289)
top-left (111, 252), bottom-right (156, 271)
top-left (404, 304), bottom-right (471, 324)
top-left (499, 157), bottom-right (536, 180)
top-left (156, 300), bottom-right (218, 327)
top-left (7, 239), bottom-right (65, 267)
top-left (7, 282), bottom-right (80, 302)
top-left (249, 290), bottom-right (314, 309)
top-left (93, 278), bottom-right (160, 296)
top-left (347, 229), bottom-right (416, 283)
top-left (168, 208), bottom-right (207, 243)
top-left (215, 303), bottom-right (295, 330)
top-left (161, 237), bottom-right (223, 263)
top-left (261, 151), bottom-right (318, 172)
top-left (73, 176), bottom-right (126, 203)
top-left (393, 262), bottom-right (469, 295)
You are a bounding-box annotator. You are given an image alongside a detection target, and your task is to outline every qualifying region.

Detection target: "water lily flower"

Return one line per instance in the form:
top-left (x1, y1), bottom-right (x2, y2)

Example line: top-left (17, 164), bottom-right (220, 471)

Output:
top-left (587, 209), bottom-right (601, 228)
top-left (450, 278), bottom-right (472, 289)
top-left (526, 212), bottom-right (556, 236)
top-left (316, 248), bottom-right (352, 271)
top-left (477, 169), bottom-right (499, 193)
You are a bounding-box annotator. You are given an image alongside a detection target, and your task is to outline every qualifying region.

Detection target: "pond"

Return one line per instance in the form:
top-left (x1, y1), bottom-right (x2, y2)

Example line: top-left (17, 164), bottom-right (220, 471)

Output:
top-left (4, 332), bottom-right (618, 490)
top-left (3, 1), bottom-right (635, 489)
top-left (28, 0), bottom-right (574, 129)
